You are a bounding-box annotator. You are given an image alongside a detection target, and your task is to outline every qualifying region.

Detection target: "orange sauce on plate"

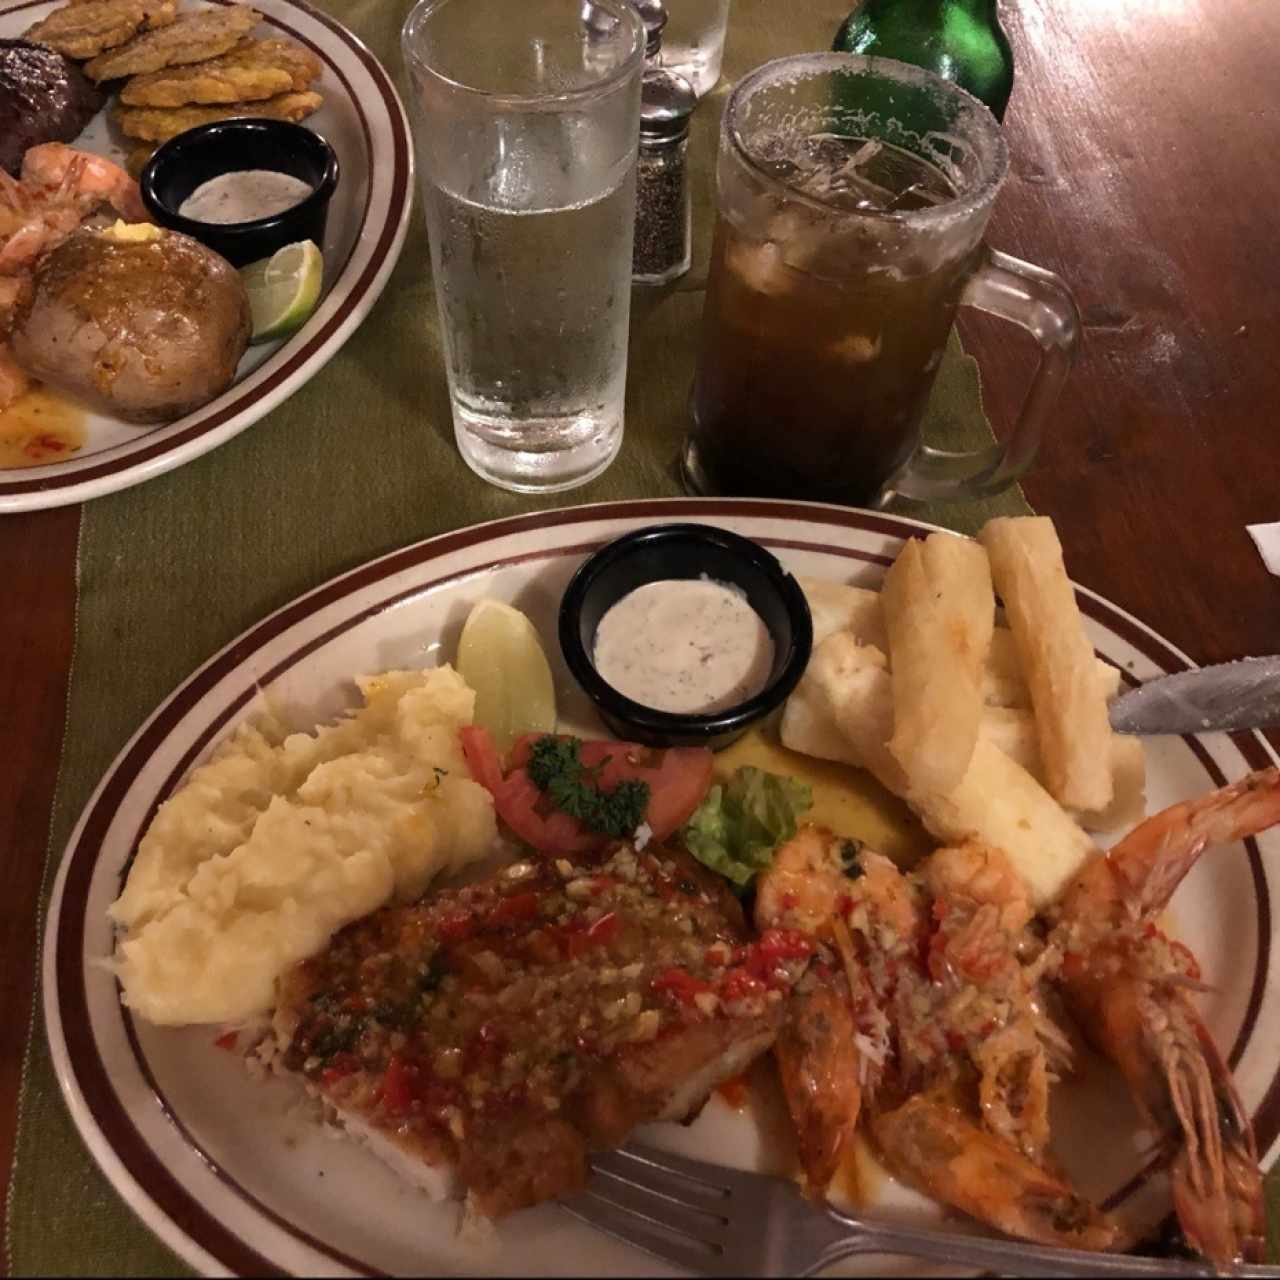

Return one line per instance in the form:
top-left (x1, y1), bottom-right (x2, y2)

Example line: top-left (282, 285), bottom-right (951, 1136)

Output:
top-left (0, 386), bottom-right (86, 468)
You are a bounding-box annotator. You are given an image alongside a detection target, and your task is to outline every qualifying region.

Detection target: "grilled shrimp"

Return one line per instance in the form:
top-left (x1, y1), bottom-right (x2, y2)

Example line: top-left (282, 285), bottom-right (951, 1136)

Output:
top-left (773, 977), bottom-right (864, 1194)
top-left (19, 143), bottom-right (147, 224)
top-left (756, 826), bottom-right (1109, 1247)
top-left (918, 841), bottom-right (1073, 1162)
top-left (870, 1089), bottom-right (1118, 1251)
top-left (755, 826), bottom-right (869, 1193)
top-left (755, 822), bottom-right (854, 937)
top-left (1050, 766), bottom-right (1280, 1270)
top-left (1, 153), bottom-right (90, 274)
top-left (755, 827), bottom-right (930, 1192)
top-left (1, 145), bottom-right (146, 310)
top-left (854, 839), bottom-right (1122, 1250)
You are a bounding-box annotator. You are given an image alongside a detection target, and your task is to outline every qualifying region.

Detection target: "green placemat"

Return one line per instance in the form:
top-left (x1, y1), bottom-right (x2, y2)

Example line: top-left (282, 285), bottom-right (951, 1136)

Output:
top-left (4, 0), bottom-right (1154, 1275)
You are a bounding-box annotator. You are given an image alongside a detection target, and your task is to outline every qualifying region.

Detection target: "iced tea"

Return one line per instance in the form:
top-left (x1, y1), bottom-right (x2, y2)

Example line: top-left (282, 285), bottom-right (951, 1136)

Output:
top-left (686, 130), bottom-right (982, 504)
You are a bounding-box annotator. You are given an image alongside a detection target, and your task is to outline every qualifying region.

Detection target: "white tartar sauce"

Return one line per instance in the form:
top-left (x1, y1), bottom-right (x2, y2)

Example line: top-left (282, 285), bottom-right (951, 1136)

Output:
top-left (593, 578), bottom-right (775, 714)
top-left (178, 169), bottom-right (315, 225)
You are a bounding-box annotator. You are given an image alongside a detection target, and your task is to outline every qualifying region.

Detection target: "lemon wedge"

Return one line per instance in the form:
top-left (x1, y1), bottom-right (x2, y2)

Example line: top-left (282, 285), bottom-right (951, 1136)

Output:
top-left (456, 599), bottom-right (557, 752)
top-left (241, 240), bottom-right (323, 343)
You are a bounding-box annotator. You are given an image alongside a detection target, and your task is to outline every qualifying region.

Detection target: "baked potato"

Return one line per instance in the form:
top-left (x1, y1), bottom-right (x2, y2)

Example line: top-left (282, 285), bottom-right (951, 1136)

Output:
top-left (10, 223), bottom-right (250, 424)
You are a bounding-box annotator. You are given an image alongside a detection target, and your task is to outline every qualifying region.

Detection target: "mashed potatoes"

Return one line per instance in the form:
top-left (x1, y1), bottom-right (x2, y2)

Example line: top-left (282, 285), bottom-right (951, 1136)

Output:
top-left (111, 666), bottom-right (498, 1026)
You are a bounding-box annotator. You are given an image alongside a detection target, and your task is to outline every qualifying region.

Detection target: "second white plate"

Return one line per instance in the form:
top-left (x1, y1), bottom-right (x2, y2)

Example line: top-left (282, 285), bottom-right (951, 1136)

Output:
top-left (0, 0), bottom-right (413, 512)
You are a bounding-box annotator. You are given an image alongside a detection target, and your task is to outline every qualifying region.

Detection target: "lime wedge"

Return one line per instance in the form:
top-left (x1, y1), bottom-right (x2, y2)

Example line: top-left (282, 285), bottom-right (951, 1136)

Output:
top-left (241, 240), bottom-right (323, 343)
top-left (456, 599), bottom-right (557, 754)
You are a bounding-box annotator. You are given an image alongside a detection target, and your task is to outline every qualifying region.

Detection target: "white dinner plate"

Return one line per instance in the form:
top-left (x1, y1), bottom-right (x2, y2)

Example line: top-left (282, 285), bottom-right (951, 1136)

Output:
top-left (43, 499), bottom-right (1280, 1276)
top-left (0, 0), bottom-right (412, 513)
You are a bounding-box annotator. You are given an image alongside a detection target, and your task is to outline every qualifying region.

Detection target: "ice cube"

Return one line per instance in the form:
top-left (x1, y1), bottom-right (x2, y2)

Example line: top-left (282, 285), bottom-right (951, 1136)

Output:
top-left (827, 332), bottom-right (883, 363)
top-left (791, 134), bottom-right (899, 211)
top-left (724, 235), bottom-right (794, 298)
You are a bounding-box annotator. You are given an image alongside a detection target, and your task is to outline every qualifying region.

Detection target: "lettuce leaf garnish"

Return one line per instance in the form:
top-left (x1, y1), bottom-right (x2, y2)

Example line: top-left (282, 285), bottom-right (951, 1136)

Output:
top-left (681, 766), bottom-right (812, 889)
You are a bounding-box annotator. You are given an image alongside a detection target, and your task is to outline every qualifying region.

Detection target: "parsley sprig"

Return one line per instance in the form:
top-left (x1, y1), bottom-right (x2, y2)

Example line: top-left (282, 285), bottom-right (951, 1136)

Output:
top-left (526, 736), bottom-right (650, 838)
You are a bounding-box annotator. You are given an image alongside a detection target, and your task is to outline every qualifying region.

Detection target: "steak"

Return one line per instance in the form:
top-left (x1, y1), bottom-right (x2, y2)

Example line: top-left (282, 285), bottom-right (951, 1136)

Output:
top-left (272, 843), bottom-right (808, 1217)
top-left (0, 40), bottom-right (105, 177)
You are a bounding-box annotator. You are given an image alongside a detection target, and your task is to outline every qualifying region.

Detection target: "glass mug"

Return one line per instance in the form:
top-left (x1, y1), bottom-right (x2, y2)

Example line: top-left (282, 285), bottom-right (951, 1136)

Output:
top-left (682, 53), bottom-right (1080, 507)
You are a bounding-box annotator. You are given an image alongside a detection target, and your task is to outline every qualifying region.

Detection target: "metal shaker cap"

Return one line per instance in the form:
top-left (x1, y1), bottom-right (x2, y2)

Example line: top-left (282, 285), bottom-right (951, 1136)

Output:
top-left (630, 0), bottom-right (668, 59)
top-left (641, 66), bottom-right (696, 142)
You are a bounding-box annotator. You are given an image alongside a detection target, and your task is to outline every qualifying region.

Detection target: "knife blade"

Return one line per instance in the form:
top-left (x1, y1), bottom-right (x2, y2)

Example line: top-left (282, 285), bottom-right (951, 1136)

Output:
top-left (1108, 656), bottom-right (1280, 736)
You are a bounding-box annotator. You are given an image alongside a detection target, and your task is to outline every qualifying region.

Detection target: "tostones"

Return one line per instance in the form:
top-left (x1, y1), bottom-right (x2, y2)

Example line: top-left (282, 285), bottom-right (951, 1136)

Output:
top-left (25, 0), bottom-right (176, 62)
top-left (84, 3), bottom-right (260, 81)
top-left (119, 35), bottom-right (320, 106)
top-left (114, 88), bottom-right (322, 141)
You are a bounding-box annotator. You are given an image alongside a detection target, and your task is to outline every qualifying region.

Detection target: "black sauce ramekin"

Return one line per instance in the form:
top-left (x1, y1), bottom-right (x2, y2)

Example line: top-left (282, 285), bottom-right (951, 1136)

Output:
top-left (558, 523), bottom-right (813, 751)
top-left (139, 118), bottom-right (339, 268)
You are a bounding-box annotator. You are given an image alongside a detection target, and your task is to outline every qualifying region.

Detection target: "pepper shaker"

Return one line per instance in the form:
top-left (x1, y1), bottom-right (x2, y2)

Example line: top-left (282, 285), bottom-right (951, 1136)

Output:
top-left (631, 4), bottom-right (696, 286)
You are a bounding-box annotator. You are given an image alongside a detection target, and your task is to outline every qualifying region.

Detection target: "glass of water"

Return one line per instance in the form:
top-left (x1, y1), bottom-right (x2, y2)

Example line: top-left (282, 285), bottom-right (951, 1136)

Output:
top-left (402, 0), bottom-right (645, 493)
top-left (660, 0), bottom-right (731, 98)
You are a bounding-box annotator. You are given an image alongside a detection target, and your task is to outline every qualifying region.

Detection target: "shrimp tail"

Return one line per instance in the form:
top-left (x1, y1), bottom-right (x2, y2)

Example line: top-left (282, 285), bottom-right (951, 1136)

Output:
top-left (1165, 1016), bottom-right (1265, 1269)
top-left (869, 1092), bottom-right (1120, 1251)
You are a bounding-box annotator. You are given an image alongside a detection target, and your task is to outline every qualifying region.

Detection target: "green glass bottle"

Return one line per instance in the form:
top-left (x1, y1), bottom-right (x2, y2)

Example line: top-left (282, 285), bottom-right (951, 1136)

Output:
top-left (833, 0), bottom-right (1014, 121)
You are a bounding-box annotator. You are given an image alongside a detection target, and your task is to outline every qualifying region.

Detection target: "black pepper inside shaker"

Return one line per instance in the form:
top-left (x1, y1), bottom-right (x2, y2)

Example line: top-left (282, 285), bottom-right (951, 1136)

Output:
top-left (634, 66), bottom-right (696, 285)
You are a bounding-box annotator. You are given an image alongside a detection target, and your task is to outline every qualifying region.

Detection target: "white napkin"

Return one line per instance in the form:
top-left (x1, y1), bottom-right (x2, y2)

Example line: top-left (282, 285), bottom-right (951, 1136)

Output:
top-left (1246, 522), bottom-right (1280, 576)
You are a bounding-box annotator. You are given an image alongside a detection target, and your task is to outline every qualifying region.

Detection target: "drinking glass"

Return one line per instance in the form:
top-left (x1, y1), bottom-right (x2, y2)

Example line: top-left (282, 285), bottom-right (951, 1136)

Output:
top-left (682, 53), bottom-right (1080, 508)
top-left (402, 0), bottom-right (644, 493)
top-left (659, 0), bottom-right (731, 98)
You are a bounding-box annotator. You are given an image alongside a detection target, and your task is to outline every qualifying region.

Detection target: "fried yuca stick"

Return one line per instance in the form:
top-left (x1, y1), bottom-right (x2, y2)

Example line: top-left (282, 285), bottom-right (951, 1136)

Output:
top-left (797, 577), bottom-right (886, 651)
top-left (906, 736), bottom-right (1099, 908)
top-left (986, 629), bottom-right (1121, 707)
top-left (979, 517), bottom-right (1114, 814)
top-left (979, 708), bottom-right (1146, 832)
top-left (782, 645), bottom-right (1144, 832)
top-left (883, 535), bottom-right (994, 793)
top-left (796, 578), bottom-right (1120, 708)
top-left (792, 633), bottom-right (1097, 907)
top-left (782, 635), bottom-right (906, 791)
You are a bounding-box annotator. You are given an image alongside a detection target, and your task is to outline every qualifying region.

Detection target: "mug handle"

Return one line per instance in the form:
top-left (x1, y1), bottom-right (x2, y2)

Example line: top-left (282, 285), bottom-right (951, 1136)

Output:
top-left (885, 247), bottom-right (1081, 503)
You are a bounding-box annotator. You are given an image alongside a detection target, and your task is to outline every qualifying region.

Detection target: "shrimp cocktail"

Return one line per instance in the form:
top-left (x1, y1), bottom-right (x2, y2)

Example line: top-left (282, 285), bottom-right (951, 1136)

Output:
top-left (682, 54), bottom-right (1080, 509)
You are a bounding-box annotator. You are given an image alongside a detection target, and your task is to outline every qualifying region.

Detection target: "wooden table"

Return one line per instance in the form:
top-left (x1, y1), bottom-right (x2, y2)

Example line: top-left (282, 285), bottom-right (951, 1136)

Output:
top-left (2, 0), bottom-right (1278, 1263)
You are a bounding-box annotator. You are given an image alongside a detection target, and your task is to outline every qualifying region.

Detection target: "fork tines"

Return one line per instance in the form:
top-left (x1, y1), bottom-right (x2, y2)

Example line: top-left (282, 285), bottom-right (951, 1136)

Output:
top-left (561, 1144), bottom-right (740, 1275)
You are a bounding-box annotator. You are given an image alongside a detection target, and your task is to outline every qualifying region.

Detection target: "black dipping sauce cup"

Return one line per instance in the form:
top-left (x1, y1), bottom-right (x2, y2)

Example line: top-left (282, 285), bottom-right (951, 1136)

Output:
top-left (559, 523), bottom-right (814, 751)
top-left (139, 119), bottom-right (340, 268)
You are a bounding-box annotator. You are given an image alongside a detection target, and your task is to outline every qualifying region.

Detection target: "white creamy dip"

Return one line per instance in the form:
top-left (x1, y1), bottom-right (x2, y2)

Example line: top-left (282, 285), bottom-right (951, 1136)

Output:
top-left (179, 169), bottom-right (315, 225)
top-left (593, 578), bottom-right (775, 714)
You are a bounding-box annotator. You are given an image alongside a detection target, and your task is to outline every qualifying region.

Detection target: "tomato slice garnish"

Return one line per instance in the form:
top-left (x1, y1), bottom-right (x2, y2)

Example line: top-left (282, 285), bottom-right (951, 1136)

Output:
top-left (494, 767), bottom-right (602, 855)
top-left (461, 727), bottom-right (713, 855)
top-left (640, 747), bottom-right (715, 840)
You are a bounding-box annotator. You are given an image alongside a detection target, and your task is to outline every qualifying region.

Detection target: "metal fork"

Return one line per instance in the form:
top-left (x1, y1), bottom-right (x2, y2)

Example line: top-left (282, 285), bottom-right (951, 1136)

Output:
top-left (562, 1143), bottom-right (1280, 1278)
